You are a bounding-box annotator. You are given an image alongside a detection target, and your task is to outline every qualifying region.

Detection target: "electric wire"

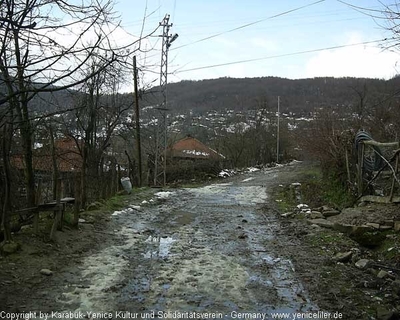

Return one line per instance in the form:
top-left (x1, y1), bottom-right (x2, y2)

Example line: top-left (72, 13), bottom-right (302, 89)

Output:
top-left (174, 38), bottom-right (391, 74)
top-left (169, 0), bottom-right (326, 51)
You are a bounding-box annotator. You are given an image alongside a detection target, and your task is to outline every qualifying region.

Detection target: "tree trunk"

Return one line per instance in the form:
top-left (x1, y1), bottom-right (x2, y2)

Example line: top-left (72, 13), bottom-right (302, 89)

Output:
top-left (1, 124), bottom-right (13, 241)
top-left (73, 172), bottom-right (81, 228)
top-left (81, 143), bottom-right (88, 209)
top-left (17, 101), bottom-right (36, 208)
top-left (49, 126), bottom-right (59, 200)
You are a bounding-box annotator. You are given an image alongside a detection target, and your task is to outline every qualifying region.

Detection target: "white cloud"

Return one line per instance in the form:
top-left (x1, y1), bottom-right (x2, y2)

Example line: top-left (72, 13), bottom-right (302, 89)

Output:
top-left (305, 32), bottom-right (400, 79)
top-left (226, 64), bottom-right (247, 78)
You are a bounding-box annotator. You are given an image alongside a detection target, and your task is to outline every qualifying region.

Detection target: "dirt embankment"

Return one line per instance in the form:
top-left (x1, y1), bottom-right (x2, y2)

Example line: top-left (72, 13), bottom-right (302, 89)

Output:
top-left (272, 167), bottom-right (400, 320)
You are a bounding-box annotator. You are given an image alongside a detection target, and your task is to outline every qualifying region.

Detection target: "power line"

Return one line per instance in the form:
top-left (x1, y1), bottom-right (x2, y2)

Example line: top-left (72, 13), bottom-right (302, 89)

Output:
top-left (170, 0), bottom-right (326, 51)
top-left (137, 0), bottom-right (372, 64)
top-left (174, 38), bottom-right (391, 74)
top-left (337, 0), bottom-right (389, 15)
top-left (173, 8), bottom-right (374, 29)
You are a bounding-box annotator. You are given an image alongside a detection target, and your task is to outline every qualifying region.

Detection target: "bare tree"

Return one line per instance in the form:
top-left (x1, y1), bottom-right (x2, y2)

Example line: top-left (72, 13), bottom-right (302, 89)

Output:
top-left (0, 0), bottom-right (156, 239)
top-left (62, 58), bottom-right (131, 207)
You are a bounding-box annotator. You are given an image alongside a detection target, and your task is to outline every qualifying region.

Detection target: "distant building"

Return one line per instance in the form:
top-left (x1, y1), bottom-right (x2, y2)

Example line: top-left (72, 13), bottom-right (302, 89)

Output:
top-left (169, 135), bottom-right (225, 161)
top-left (12, 137), bottom-right (82, 173)
top-left (166, 135), bottom-right (225, 183)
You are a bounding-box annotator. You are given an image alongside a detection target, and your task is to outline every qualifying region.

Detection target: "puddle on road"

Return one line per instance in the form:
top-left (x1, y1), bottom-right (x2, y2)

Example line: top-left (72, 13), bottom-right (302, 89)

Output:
top-left (143, 235), bottom-right (176, 259)
top-left (171, 210), bottom-right (195, 226)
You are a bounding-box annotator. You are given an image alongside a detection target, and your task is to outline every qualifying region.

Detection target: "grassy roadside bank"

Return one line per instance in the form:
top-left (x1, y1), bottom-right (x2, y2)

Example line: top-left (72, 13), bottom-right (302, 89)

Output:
top-left (271, 164), bottom-right (400, 320)
top-left (275, 165), bottom-right (356, 212)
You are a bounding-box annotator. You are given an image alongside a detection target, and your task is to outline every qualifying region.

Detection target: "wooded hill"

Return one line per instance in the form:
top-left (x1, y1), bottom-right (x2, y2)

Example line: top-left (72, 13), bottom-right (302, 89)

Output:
top-left (142, 76), bottom-right (400, 115)
top-left (20, 75), bottom-right (400, 117)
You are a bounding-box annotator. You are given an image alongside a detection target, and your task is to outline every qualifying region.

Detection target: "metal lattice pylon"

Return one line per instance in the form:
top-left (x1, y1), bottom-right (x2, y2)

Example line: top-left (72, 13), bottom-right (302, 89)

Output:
top-left (154, 14), bottom-right (172, 186)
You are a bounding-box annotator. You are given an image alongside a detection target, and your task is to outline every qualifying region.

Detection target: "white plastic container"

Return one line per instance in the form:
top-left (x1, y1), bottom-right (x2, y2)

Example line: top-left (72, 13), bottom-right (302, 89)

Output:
top-left (120, 177), bottom-right (132, 194)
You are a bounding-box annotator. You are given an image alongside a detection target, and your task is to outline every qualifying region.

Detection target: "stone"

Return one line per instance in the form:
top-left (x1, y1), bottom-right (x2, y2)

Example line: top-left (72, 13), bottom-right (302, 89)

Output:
top-left (377, 270), bottom-right (389, 279)
top-left (365, 222), bottom-right (380, 229)
top-left (351, 225), bottom-right (373, 233)
top-left (307, 219), bottom-right (334, 229)
top-left (322, 210), bottom-right (341, 218)
top-left (333, 251), bottom-right (353, 263)
top-left (78, 218), bottom-right (86, 223)
top-left (1, 242), bottom-right (20, 255)
top-left (379, 225), bottom-right (393, 231)
top-left (40, 269), bottom-right (53, 276)
top-left (394, 221), bottom-right (400, 232)
top-left (355, 259), bottom-right (371, 269)
top-left (309, 211), bottom-right (324, 219)
top-left (333, 222), bottom-right (354, 235)
top-left (322, 205), bottom-right (333, 211)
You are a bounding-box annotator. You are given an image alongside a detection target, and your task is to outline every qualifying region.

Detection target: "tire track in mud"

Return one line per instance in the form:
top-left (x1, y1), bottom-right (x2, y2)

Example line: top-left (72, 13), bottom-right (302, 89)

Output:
top-left (43, 165), bottom-right (319, 318)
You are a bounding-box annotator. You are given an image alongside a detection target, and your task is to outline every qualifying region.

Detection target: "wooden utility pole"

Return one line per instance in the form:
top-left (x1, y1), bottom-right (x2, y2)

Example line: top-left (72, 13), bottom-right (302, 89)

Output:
top-left (277, 96), bottom-right (280, 163)
top-left (133, 56), bottom-right (142, 187)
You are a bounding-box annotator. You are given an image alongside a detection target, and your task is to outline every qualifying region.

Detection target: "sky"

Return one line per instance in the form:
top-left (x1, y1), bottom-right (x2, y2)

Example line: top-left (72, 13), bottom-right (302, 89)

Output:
top-left (112, 0), bottom-right (400, 87)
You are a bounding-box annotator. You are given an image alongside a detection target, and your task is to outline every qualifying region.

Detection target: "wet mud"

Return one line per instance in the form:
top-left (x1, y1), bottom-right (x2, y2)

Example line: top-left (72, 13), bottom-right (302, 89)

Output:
top-left (3, 163), bottom-right (325, 319)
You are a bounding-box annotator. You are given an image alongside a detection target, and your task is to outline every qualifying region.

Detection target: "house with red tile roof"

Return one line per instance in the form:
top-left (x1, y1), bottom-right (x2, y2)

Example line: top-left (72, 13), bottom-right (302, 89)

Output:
top-left (170, 136), bottom-right (225, 161)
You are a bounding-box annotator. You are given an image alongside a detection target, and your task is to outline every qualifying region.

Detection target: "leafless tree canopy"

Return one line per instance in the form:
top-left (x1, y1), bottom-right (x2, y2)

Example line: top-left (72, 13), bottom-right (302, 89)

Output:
top-left (0, 0), bottom-right (154, 240)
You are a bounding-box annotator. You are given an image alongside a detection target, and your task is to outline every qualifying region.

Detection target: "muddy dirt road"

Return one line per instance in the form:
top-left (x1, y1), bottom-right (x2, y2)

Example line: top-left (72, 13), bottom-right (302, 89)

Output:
top-left (2, 164), bottom-right (329, 319)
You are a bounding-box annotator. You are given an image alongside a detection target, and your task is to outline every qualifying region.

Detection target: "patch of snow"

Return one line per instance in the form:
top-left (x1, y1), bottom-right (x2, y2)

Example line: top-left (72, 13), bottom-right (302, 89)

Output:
top-left (142, 105), bottom-right (155, 111)
top-left (141, 200), bottom-right (149, 204)
top-left (189, 184), bottom-right (267, 205)
top-left (33, 142), bottom-right (43, 149)
top-left (247, 167), bottom-right (260, 173)
top-left (182, 149), bottom-right (210, 157)
top-left (242, 177), bottom-right (255, 182)
top-left (155, 191), bottom-right (176, 199)
top-left (111, 207), bottom-right (135, 216)
top-left (296, 204), bottom-right (309, 209)
top-left (219, 170), bottom-right (231, 178)
top-left (291, 182), bottom-right (301, 187)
